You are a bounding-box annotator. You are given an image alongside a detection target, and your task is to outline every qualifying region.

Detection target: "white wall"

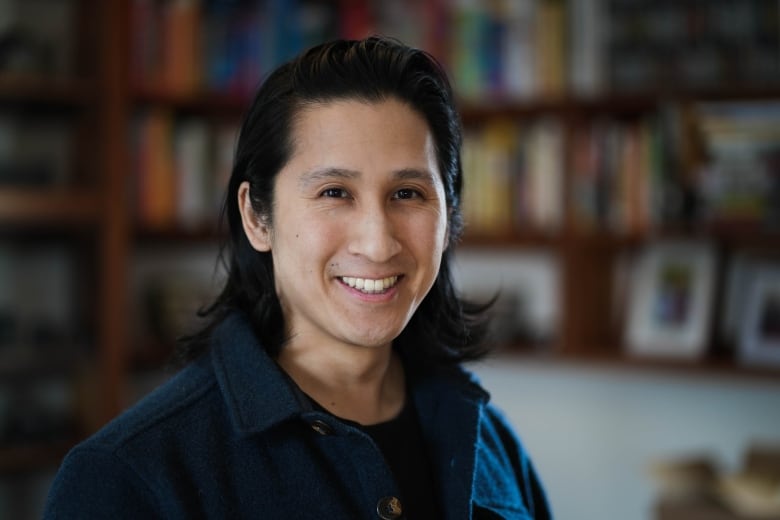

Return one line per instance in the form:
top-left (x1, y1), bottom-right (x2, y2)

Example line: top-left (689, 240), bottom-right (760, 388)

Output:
top-left (470, 357), bottom-right (780, 520)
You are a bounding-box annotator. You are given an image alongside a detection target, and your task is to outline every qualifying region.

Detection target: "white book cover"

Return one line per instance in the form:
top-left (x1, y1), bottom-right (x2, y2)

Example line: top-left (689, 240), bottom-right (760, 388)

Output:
top-left (175, 119), bottom-right (211, 229)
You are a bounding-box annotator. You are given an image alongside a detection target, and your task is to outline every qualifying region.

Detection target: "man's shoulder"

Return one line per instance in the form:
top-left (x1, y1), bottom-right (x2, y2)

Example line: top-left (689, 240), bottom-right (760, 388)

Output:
top-left (77, 357), bottom-right (221, 456)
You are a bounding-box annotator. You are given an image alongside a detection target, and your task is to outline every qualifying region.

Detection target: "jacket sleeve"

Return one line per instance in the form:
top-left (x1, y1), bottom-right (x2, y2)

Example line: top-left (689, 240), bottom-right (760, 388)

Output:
top-left (43, 446), bottom-right (161, 519)
top-left (475, 404), bottom-right (553, 519)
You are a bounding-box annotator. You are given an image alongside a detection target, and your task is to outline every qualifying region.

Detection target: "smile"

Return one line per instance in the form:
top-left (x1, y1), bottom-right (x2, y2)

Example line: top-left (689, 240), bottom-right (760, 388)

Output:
top-left (339, 276), bottom-right (399, 294)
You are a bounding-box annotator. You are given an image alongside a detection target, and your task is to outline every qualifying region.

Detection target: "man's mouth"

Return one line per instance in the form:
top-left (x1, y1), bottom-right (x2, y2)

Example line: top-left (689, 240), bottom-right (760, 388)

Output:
top-left (339, 276), bottom-right (400, 294)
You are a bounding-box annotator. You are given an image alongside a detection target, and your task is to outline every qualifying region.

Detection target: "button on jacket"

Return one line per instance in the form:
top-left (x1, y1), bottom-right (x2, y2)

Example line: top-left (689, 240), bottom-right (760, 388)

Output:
top-left (44, 312), bottom-right (552, 519)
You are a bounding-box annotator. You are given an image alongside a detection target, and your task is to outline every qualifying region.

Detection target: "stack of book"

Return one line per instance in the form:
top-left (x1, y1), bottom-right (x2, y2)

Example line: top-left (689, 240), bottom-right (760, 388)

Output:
top-left (695, 102), bottom-right (780, 231)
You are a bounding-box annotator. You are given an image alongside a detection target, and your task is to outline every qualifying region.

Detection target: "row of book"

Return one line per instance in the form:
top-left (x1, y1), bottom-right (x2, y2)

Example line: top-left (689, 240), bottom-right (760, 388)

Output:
top-left (445, 0), bottom-right (568, 100)
top-left (131, 101), bottom-right (780, 237)
top-left (129, 0), bottom-right (780, 102)
top-left (130, 0), bottom-right (344, 98)
top-left (462, 119), bottom-right (564, 235)
top-left (568, 117), bottom-right (667, 235)
top-left (607, 0), bottom-right (780, 90)
top-left (461, 100), bottom-right (780, 237)
top-left (127, 0), bottom-right (577, 100)
top-left (694, 101), bottom-right (780, 230)
top-left (461, 115), bottom-right (672, 236)
top-left (131, 109), bottom-right (238, 230)
top-left (123, 0), bottom-right (586, 102)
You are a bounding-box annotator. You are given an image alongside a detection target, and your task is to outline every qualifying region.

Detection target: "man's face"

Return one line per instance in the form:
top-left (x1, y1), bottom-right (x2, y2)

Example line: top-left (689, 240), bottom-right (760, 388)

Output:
top-left (241, 98), bottom-right (448, 352)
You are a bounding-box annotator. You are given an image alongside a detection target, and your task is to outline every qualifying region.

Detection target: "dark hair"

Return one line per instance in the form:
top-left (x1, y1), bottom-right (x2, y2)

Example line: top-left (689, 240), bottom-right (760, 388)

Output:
top-left (179, 36), bottom-right (491, 366)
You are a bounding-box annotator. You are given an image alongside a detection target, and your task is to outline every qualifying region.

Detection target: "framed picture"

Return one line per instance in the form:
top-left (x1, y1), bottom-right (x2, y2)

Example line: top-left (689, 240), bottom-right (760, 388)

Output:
top-left (720, 253), bottom-right (757, 347)
top-left (738, 265), bottom-right (780, 367)
top-left (625, 241), bottom-right (717, 359)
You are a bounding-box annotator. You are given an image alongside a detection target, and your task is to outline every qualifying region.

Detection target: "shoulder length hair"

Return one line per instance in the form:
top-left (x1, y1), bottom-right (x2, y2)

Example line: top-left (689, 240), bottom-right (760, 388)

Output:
top-left (179, 36), bottom-right (491, 367)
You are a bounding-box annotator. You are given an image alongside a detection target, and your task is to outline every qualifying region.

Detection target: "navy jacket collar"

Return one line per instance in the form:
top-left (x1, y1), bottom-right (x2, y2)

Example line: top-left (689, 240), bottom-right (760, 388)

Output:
top-left (210, 312), bottom-right (312, 436)
top-left (209, 311), bottom-right (491, 439)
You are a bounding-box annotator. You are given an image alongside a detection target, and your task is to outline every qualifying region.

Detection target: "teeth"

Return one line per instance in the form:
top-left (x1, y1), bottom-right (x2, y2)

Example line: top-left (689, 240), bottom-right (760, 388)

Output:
top-left (341, 276), bottom-right (399, 294)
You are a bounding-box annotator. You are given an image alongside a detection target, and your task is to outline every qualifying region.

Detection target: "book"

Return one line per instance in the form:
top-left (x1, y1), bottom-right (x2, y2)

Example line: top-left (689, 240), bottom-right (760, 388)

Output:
top-left (135, 109), bottom-right (176, 229)
top-left (695, 102), bottom-right (780, 229)
top-left (162, 0), bottom-right (202, 95)
top-left (526, 118), bottom-right (564, 231)
top-left (534, 0), bottom-right (566, 99)
top-left (174, 118), bottom-right (211, 229)
top-left (568, 0), bottom-right (606, 97)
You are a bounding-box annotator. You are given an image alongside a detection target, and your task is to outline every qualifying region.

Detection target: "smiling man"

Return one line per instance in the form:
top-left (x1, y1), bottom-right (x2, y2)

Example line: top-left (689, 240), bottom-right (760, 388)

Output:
top-left (239, 98), bottom-right (447, 427)
top-left (44, 37), bottom-right (552, 519)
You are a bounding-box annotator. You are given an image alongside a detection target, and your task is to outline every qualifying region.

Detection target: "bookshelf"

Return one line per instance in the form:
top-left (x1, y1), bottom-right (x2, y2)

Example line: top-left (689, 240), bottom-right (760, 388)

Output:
top-left (0, 0), bottom-right (128, 517)
top-left (121, 0), bottom-right (780, 377)
top-left (4, 0), bottom-right (780, 515)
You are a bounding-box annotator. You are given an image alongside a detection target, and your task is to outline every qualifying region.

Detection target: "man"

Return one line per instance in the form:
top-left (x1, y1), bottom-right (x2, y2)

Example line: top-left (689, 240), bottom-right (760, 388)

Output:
top-left (45, 36), bottom-right (551, 519)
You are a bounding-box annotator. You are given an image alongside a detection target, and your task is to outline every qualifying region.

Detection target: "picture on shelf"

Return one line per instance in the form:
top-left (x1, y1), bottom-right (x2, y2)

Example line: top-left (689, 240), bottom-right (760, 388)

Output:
top-left (738, 265), bottom-right (780, 368)
top-left (719, 253), bottom-right (780, 349)
top-left (653, 262), bottom-right (694, 328)
top-left (625, 241), bottom-right (717, 360)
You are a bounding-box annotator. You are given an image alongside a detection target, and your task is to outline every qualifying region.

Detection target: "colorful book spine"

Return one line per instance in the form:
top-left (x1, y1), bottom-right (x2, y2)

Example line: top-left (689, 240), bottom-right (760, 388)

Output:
top-left (135, 109), bottom-right (176, 229)
top-left (133, 111), bottom-right (240, 230)
top-left (131, 0), bottom-right (202, 95)
top-left (174, 118), bottom-right (211, 230)
top-left (568, 117), bottom-right (665, 235)
top-left (461, 118), bottom-right (566, 235)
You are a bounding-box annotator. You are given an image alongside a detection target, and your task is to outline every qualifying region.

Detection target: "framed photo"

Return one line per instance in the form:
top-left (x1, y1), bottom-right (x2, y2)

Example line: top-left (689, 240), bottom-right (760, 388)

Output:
top-left (625, 241), bottom-right (717, 359)
top-left (720, 253), bottom-right (757, 347)
top-left (738, 265), bottom-right (780, 367)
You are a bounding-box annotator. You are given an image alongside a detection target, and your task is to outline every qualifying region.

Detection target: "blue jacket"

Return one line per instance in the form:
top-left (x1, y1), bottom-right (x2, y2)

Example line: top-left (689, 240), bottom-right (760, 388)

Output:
top-left (44, 313), bottom-right (551, 519)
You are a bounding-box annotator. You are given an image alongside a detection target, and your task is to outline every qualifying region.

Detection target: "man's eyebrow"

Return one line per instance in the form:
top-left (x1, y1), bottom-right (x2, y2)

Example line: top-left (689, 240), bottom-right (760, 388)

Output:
top-left (298, 167), bottom-right (360, 188)
top-left (394, 168), bottom-right (438, 183)
top-left (298, 166), bottom-right (438, 188)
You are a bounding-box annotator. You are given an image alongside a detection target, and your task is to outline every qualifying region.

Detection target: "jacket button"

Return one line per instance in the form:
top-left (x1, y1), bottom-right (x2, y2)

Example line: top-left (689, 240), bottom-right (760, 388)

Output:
top-left (376, 496), bottom-right (403, 519)
top-left (309, 419), bottom-right (333, 436)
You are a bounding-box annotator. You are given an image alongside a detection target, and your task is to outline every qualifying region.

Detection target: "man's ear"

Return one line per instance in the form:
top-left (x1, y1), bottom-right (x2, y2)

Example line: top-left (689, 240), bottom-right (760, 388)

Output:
top-left (238, 181), bottom-right (272, 252)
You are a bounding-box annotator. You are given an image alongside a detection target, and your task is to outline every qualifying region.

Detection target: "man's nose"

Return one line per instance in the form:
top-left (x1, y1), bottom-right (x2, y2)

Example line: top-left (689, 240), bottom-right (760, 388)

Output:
top-left (347, 202), bottom-right (402, 262)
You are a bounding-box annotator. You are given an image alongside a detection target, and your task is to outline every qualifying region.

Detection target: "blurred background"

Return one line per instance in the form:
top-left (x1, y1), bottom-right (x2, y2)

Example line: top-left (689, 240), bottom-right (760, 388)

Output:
top-left (1, 0), bottom-right (780, 518)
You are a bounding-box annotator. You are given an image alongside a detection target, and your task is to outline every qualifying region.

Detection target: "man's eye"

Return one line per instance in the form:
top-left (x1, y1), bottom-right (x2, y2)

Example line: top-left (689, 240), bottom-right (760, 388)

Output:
top-left (321, 188), bottom-right (348, 198)
top-left (394, 188), bottom-right (421, 200)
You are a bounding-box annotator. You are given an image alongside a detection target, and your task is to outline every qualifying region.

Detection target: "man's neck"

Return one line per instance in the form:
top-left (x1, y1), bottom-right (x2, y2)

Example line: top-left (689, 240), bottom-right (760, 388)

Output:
top-left (276, 339), bottom-right (406, 425)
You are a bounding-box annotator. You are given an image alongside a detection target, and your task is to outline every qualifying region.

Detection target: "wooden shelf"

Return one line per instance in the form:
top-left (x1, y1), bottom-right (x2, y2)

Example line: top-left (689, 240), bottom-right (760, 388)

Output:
top-left (500, 349), bottom-right (780, 384)
top-left (131, 85), bottom-right (250, 116)
top-left (0, 75), bottom-right (92, 107)
top-left (461, 227), bottom-right (780, 251)
top-left (133, 223), bottom-right (225, 244)
top-left (459, 229), bottom-right (563, 249)
top-left (707, 228), bottom-right (780, 250)
top-left (0, 188), bottom-right (100, 226)
top-left (459, 87), bottom-right (780, 124)
top-left (460, 94), bottom-right (661, 122)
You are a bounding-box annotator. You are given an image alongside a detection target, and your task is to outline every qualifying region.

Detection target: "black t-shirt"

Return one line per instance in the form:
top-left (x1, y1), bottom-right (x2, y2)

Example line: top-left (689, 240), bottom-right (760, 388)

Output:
top-left (357, 399), bottom-right (442, 519)
top-left (310, 397), bottom-right (442, 519)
